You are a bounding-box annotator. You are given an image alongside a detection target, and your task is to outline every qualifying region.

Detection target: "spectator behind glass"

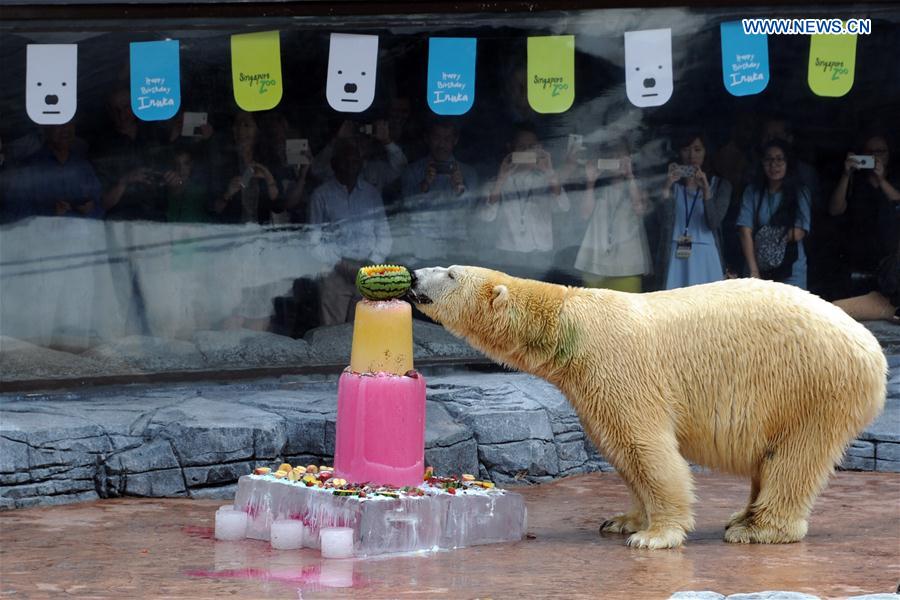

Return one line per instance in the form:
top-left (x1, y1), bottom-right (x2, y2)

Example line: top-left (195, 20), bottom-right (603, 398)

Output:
top-left (258, 111), bottom-right (312, 223)
top-left (834, 242), bottom-right (900, 323)
top-left (657, 132), bottom-right (732, 290)
top-left (387, 94), bottom-right (425, 162)
top-left (212, 111), bottom-right (281, 224)
top-left (712, 112), bottom-right (757, 276)
top-left (311, 119), bottom-right (408, 194)
top-left (164, 148), bottom-right (210, 223)
top-left (309, 138), bottom-right (392, 326)
top-left (95, 88), bottom-right (165, 221)
top-left (758, 116), bottom-right (821, 210)
top-left (737, 139), bottom-right (812, 288)
top-left (4, 122), bottom-right (103, 221)
top-left (574, 141), bottom-right (651, 293)
top-left (828, 133), bottom-right (900, 295)
top-left (399, 120), bottom-right (479, 264)
top-left (478, 122), bottom-right (569, 279)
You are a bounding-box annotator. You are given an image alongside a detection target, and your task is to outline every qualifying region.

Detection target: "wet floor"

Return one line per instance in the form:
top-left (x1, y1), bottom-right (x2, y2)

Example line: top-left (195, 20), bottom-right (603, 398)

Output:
top-left (1, 472), bottom-right (898, 599)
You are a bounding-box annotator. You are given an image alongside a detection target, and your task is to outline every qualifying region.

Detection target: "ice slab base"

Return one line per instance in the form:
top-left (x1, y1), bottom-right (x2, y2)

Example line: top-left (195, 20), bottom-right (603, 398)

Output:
top-left (233, 475), bottom-right (527, 557)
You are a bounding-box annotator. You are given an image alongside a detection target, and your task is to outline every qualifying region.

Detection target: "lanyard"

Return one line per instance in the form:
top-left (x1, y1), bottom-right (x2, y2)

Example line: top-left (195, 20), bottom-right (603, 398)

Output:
top-left (682, 185), bottom-right (701, 235)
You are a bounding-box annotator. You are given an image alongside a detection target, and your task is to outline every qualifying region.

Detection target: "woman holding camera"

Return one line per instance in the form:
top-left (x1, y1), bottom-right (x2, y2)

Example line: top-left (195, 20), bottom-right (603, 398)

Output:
top-left (736, 139), bottom-right (812, 289)
top-left (657, 132), bottom-right (732, 290)
top-left (212, 111), bottom-right (281, 224)
top-left (574, 142), bottom-right (651, 292)
top-left (828, 133), bottom-right (900, 296)
top-left (478, 123), bottom-right (569, 279)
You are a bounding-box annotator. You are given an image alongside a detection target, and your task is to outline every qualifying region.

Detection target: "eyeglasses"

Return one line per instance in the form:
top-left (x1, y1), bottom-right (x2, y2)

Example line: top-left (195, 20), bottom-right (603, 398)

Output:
top-left (763, 157), bottom-right (786, 165)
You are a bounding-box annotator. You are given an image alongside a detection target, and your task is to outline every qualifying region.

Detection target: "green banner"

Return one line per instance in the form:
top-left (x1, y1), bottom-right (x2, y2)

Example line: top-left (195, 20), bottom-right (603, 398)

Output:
top-left (231, 31), bottom-right (283, 111)
top-left (527, 35), bottom-right (575, 114)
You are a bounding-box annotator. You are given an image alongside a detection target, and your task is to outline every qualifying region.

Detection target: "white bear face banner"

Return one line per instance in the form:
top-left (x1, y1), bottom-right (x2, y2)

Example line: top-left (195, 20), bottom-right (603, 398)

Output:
top-left (326, 33), bottom-right (378, 113)
top-left (624, 29), bottom-right (673, 108)
top-left (26, 44), bottom-right (78, 125)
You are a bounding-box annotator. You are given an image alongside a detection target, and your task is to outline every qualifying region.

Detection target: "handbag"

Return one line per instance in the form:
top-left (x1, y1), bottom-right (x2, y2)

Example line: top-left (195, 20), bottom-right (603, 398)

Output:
top-left (753, 224), bottom-right (788, 272)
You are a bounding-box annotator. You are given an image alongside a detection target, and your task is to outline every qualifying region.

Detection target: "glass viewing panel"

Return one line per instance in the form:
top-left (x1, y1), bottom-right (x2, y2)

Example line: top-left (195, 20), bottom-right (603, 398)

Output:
top-left (1, 4), bottom-right (898, 385)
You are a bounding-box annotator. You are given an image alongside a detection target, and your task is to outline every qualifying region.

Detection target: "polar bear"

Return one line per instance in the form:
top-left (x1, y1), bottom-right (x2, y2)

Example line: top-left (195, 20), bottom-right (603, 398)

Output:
top-left (407, 266), bottom-right (886, 549)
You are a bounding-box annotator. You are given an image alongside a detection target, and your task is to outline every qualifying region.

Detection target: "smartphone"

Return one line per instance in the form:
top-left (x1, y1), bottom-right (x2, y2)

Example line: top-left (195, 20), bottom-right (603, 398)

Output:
top-left (286, 139), bottom-right (310, 166)
top-left (181, 111), bottom-right (208, 137)
top-left (511, 151), bottom-right (537, 165)
top-left (849, 154), bottom-right (875, 169)
top-left (434, 161), bottom-right (454, 175)
top-left (358, 123), bottom-right (374, 136)
top-left (596, 158), bottom-right (621, 172)
top-left (675, 165), bottom-right (697, 178)
top-left (239, 166), bottom-right (255, 188)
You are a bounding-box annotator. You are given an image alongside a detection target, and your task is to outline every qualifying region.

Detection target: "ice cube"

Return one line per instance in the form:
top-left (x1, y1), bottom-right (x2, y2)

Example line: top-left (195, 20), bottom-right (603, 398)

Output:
top-left (320, 527), bottom-right (354, 558)
top-left (270, 519), bottom-right (305, 550)
top-left (215, 509), bottom-right (248, 541)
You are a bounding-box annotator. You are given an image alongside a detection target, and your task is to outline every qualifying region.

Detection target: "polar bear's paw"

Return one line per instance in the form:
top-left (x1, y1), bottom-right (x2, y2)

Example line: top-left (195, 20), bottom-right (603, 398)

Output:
top-left (625, 526), bottom-right (686, 549)
top-left (599, 513), bottom-right (644, 535)
top-left (725, 509), bottom-right (751, 530)
top-left (724, 518), bottom-right (807, 544)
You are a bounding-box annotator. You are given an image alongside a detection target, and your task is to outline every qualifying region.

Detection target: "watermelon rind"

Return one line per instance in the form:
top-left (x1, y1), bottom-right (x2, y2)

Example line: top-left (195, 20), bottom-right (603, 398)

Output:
top-left (355, 265), bottom-right (411, 300)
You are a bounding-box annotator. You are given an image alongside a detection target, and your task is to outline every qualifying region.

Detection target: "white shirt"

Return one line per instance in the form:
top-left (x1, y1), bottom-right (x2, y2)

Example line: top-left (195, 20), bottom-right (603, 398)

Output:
top-left (479, 169), bottom-right (569, 253)
top-left (309, 177), bottom-right (392, 265)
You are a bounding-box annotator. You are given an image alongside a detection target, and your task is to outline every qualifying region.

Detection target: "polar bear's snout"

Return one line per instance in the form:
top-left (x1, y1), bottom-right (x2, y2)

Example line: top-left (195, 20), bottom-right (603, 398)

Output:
top-left (407, 266), bottom-right (457, 305)
top-left (406, 268), bottom-right (434, 305)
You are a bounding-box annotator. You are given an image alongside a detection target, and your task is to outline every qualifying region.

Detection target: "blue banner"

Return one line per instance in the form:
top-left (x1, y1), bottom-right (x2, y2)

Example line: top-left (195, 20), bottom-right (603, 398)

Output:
top-left (720, 21), bottom-right (769, 97)
top-left (427, 38), bottom-right (477, 116)
top-left (130, 40), bottom-right (181, 121)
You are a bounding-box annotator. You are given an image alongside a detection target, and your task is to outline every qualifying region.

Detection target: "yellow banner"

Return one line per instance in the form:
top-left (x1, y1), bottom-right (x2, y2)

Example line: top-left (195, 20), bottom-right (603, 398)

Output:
top-left (808, 32), bottom-right (856, 97)
top-left (527, 36), bottom-right (575, 114)
top-left (231, 31), bottom-right (283, 111)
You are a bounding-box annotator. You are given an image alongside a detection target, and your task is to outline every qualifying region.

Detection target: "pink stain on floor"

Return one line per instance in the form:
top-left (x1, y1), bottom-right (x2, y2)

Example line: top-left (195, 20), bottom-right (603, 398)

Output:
top-left (181, 526), bottom-right (215, 540)
top-left (184, 564), bottom-right (367, 591)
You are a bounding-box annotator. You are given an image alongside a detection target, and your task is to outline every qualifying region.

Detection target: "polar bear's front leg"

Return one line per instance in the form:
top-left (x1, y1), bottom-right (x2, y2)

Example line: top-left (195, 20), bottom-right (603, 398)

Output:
top-left (601, 427), bottom-right (696, 549)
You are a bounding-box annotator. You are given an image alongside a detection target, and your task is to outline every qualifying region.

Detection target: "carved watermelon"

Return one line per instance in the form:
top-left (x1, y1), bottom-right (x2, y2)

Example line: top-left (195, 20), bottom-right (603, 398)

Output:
top-left (355, 265), bottom-right (411, 300)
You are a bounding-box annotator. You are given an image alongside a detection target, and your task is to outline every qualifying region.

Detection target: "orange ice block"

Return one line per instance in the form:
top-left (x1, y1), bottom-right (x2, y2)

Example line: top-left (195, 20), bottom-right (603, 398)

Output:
top-left (349, 299), bottom-right (414, 375)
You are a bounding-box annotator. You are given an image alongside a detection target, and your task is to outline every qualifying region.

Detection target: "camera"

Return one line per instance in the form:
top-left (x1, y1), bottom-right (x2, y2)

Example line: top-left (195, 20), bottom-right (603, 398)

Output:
top-left (239, 166), bottom-right (255, 189)
top-left (511, 151), bottom-right (537, 165)
top-left (674, 165), bottom-right (696, 178)
top-left (434, 161), bottom-right (454, 175)
top-left (596, 158), bottom-right (621, 172)
top-left (849, 154), bottom-right (875, 169)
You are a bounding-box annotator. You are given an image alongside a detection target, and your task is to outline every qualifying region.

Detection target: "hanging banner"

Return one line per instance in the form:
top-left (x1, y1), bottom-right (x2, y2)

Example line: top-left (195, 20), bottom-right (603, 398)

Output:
top-left (327, 33), bottom-right (379, 113)
top-left (130, 40), bottom-right (181, 121)
top-left (427, 38), bottom-right (477, 116)
top-left (231, 31), bottom-right (283, 111)
top-left (527, 35), bottom-right (575, 114)
top-left (720, 21), bottom-right (769, 97)
top-left (808, 31), bottom-right (857, 97)
top-left (624, 28), bottom-right (673, 108)
top-left (26, 44), bottom-right (77, 125)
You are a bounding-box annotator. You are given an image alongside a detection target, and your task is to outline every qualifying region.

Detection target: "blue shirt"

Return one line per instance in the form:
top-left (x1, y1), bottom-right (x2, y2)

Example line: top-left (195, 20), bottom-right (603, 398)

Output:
top-left (737, 185), bottom-right (812, 288)
top-left (671, 182), bottom-right (717, 245)
top-left (400, 157), bottom-right (479, 210)
top-left (309, 176), bottom-right (391, 265)
top-left (4, 147), bottom-right (103, 220)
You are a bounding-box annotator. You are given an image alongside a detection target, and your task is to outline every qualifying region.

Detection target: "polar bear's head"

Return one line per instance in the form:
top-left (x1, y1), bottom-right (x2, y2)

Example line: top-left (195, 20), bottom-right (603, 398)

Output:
top-left (408, 265), bottom-right (576, 374)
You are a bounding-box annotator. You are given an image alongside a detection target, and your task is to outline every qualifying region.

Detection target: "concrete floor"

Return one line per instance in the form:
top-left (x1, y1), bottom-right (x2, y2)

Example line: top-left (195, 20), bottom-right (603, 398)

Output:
top-left (1, 472), bottom-right (898, 599)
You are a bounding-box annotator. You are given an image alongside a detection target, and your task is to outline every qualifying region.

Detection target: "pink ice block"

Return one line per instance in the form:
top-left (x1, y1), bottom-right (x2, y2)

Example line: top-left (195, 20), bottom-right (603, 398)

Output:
top-left (334, 371), bottom-right (426, 488)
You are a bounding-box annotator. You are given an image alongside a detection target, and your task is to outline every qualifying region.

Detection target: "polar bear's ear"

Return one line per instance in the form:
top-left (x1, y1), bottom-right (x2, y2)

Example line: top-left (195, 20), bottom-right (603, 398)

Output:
top-left (491, 285), bottom-right (509, 310)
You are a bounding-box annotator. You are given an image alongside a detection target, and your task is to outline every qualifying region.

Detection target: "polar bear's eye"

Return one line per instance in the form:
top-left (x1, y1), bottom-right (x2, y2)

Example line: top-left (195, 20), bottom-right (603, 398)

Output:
top-left (447, 271), bottom-right (455, 280)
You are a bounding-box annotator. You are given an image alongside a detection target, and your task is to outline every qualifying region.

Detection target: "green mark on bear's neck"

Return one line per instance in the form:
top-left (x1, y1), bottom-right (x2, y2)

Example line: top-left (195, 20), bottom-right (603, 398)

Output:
top-left (554, 317), bottom-right (580, 366)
